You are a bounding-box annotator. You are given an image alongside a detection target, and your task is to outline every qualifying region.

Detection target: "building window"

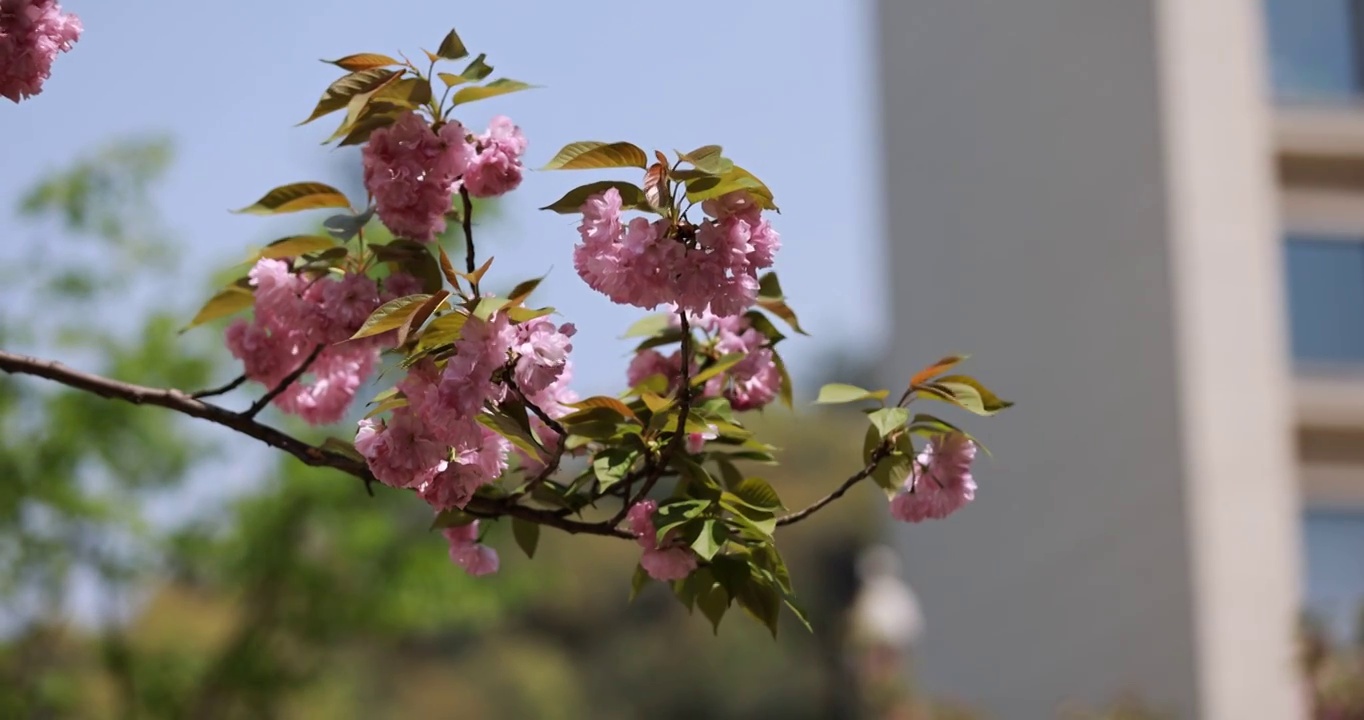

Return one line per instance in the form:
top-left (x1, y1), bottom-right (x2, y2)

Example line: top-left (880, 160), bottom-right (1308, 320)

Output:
top-left (1265, 0), bottom-right (1361, 100)
top-left (1286, 236), bottom-right (1364, 365)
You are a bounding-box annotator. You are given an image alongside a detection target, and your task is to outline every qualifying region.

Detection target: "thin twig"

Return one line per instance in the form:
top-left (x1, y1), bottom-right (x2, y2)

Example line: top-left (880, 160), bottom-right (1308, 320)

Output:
top-left (0, 348), bottom-right (630, 539)
top-left (191, 374), bottom-right (246, 399)
top-left (613, 311), bottom-right (694, 525)
top-left (241, 344), bottom-right (324, 419)
top-left (775, 442), bottom-right (893, 527)
top-left (506, 378), bottom-right (568, 495)
top-left (460, 187), bottom-right (479, 300)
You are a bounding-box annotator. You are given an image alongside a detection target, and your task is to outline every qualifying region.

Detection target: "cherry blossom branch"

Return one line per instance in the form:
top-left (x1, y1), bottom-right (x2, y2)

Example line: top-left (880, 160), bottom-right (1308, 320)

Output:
top-left (459, 186), bottom-right (479, 299)
top-left (505, 377), bottom-right (567, 494)
top-left (241, 344), bottom-right (324, 419)
top-left (774, 442), bottom-right (893, 527)
top-left (0, 346), bottom-right (887, 538)
top-left (0, 348), bottom-right (630, 539)
top-left (191, 374), bottom-right (246, 399)
top-left (613, 311), bottom-right (694, 525)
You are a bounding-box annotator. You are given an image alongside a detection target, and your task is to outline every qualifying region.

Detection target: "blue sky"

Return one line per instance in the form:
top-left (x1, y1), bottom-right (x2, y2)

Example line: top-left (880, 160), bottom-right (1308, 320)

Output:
top-left (1, 0), bottom-right (887, 397)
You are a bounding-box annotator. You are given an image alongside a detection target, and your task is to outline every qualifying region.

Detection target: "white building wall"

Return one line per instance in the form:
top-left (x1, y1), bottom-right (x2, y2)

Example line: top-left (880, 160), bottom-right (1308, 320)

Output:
top-left (875, 1), bottom-right (1303, 717)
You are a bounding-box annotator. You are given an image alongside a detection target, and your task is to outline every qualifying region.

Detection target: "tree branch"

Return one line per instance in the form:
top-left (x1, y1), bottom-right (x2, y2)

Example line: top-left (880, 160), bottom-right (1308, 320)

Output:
top-left (775, 442), bottom-right (892, 527)
top-left (459, 186), bottom-right (479, 300)
top-left (0, 348), bottom-right (629, 539)
top-left (190, 374), bottom-right (246, 399)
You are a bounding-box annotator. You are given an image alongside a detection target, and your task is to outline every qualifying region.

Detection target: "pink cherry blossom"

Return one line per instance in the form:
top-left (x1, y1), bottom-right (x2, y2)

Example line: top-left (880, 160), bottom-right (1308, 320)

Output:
top-left (0, 0), bottom-right (80, 103)
top-left (382, 271), bottom-right (424, 301)
top-left (354, 411), bottom-right (448, 489)
top-left (273, 345), bottom-right (377, 425)
top-left (362, 111), bottom-right (475, 242)
top-left (573, 188), bottom-right (781, 316)
top-left (512, 318), bottom-right (575, 397)
top-left (625, 500), bottom-right (698, 581)
top-left (443, 523), bottom-right (499, 576)
top-left (418, 427), bottom-right (510, 510)
top-left (438, 313), bottom-right (514, 417)
top-left (889, 433), bottom-right (978, 523)
top-left (462, 115), bottom-right (527, 198)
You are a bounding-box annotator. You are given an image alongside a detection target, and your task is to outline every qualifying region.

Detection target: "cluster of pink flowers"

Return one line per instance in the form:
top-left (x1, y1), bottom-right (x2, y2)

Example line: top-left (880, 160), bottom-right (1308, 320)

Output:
top-left (443, 522), bottom-right (499, 576)
top-left (362, 112), bottom-right (475, 243)
top-left (461, 115), bottom-right (527, 199)
top-left (354, 308), bottom-right (578, 567)
top-left (627, 500), bottom-right (699, 581)
top-left (626, 309), bottom-right (781, 416)
top-left (224, 258), bottom-right (388, 425)
top-left (362, 112), bottom-right (526, 242)
top-left (0, 0), bottom-right (81, 103)
top-left (574, 188), bottom-right (780, 317)
top-left (889, 433), bottom-right (978, 522)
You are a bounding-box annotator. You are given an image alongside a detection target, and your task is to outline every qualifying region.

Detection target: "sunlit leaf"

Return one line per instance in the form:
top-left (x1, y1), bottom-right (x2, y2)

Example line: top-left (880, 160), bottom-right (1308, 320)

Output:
top-left (542, 141), bottom-right (648, 170)
top-left (867, 407), bottom-right (910, 439)
top-left (623, 313), bottom-right (671, 339)
top-left (568, 396), bottom-right (639, 422)
top-left (920, 375), bottom-right (1013, 416)
top-left (234, 182), bottom-right (351, 215)
top-left (437, 72), bottom-right (468, 88)
top-left (451, 79), bottom-right (535, 106)
top-left (396, 289), bottom-right (450, 346)
top-left (183, 286), bottom-right (253, 331)
top-left (253, 235), bottom-right (338, 261)
top-left (910, 355), bottom-right (968, 388)
top-left (814, 383), bottom-right (889, 405)
top-left (349, 294), bottom-right (431, 340)
top-left (300, 68), bottom-right (400, 125)
top-left (323, 53), bottom-right (400, 71)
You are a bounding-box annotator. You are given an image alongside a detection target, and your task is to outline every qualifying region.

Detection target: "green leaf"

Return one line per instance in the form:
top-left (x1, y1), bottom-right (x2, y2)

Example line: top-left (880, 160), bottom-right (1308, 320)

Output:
top-left (436, 28), bottom-right (469, 60)
top-left (540, 180), bottom-right (651, 214)
top-left (363, 397), bottom-right (408, 419)
top-left (370, 77), bottom-right (432, 109)
top-left (511, 517), bottom-right (540, 559)
top-left (396, 289), bottom-right (450, 346)
top-left (921, 375), bottom-right (1013, 416)
top-left (868, 407), bottom-right (910, 440)
top-left (300, 68), bottom-right (400, 125)
top-left (815, 383), bottom-right (889, 405)
top-left (710, 555), bottom-right (750, 596)
top-left (184, 286), bottom-right (253, 330)
top-left (863, 422), bottom-right (882, 464)
top-left (743, 311), bottom-right (785, 345)
top-left (437, 72), bottom-right (468, 88)
top-left (715, 457), bottom-right (745, 491)
top-left (623, 313), bottom-right (672, 339)
top-left (413, 312), bottom-right (467, 353)
top-left (735, 571), bottom-right (782, 638)
top-left (505, 305), bottom-right (554, 323)
top-left (684, 165), bottom-right (778, 211)
top-left (478, 410), bottom-right (544, 457)
top-left (460, 53), bottom-right (493, 81)
top-left (729, 477), bottom-right (783, 511)
top-left (323, 211), bottom-right (370, 241)
top-left (320, 437), bottom-right (365, 464)
top-left (871, 451), bottom-right (912, 496)
top-left (677, 145), bottom-right (730, 174)
top-left (566, 396), bottom-right (638, 422)
top-left (506, 276), bottom-right (543, 306)
top-left (472, 296), bottom-right (510, 321)
top-left (772, 351), bottom-right (794, 408)
top-left (756, 298), bottom-right (808, 336)
top-left (234, 182), bottom-right (351, 215)
top-left (690, 520), bottom-right (726, 561)
top-left (629, 564), bottom-right (651, 602)
top-left (783, 597), bottom-right (813, 633)
top-left (542, 141), bottom-right (649, 171)
top-left (323, 53), bottom-right (400, 71)
top-left (451, 79), bottom-right (535, 106)
top-left (350, 294), bottom-right (431, 340)
top-left (592, 447), bottom-right (637, 491)
top-left (335, 106), bottom-right (403, 147)
top-left (691, 353), bottom-right (747, 387)
top-left (253, 235), bottom-right (338, 261)
top-left (695, 571), bottom-right (729, 634)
